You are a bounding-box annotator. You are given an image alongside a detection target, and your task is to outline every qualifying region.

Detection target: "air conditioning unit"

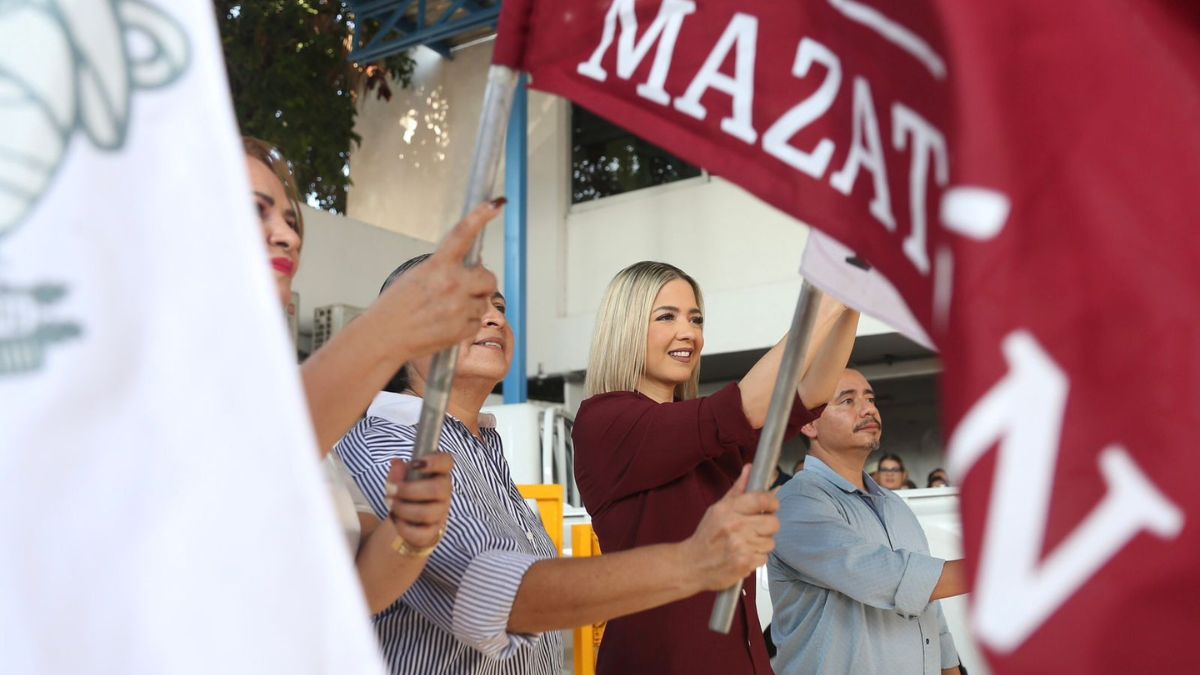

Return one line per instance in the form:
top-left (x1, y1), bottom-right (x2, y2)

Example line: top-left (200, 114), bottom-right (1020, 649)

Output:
top-left (312, 303), bottom-right (365, 350)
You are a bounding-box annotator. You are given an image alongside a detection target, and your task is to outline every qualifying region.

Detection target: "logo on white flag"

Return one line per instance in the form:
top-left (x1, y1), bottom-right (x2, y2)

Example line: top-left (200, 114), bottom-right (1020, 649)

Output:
top-left (0, 0), bottom-right (189, 375)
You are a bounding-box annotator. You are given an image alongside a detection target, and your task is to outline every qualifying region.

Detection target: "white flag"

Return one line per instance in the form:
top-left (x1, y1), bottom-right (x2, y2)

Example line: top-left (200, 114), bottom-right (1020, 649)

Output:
top-left (0, 2), bottom-right (384, 673)
top-left (800, 229), bottom-right (934, 350)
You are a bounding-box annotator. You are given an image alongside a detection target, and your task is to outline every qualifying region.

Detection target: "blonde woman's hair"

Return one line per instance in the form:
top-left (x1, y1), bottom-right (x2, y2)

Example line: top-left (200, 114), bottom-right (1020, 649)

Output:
top-left (586, 261), bottom-right (704, 401)
top-left (242, 136), bottom-right (305, 238)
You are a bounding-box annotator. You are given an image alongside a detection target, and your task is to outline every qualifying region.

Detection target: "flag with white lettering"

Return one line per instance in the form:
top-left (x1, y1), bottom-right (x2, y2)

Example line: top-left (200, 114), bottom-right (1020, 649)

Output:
top-left (494, 1), bottom-right (1200, 672)
top-left (0, 2), bottom-right (384, 673)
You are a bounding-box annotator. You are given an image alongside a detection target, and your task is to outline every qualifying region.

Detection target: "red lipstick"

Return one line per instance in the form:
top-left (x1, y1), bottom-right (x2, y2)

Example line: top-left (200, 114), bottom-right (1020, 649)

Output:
top-left (271, 257), bottom-right (296, 277)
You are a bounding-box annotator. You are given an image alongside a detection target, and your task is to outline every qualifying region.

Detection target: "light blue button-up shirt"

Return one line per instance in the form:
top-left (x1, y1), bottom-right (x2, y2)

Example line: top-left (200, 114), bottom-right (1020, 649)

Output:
top-left (768, 456), bottom-right (959, 675)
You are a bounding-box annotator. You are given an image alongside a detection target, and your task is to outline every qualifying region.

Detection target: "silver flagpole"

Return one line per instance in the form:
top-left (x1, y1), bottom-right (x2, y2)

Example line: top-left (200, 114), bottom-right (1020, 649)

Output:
top-left (408, 65), bottom-right (519, 477)
top-left (709, 280), bottom-right (825, 634)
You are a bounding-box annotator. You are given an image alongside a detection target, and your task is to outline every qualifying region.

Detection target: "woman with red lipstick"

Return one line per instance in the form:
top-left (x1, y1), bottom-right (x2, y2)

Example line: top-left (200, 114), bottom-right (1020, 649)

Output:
top-left (242, 137), bottom-right (500, 601)
top-left (572, 260), bottom-right (860, 675)
top-left (243, 137), bottom-right (501, 452)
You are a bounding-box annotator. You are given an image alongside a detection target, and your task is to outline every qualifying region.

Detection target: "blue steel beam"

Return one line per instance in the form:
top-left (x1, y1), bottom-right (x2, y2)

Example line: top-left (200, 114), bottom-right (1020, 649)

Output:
top-left (350, 0), bottom-right (418, 59)
top-left (349, 2), bottom-right (499, 62)
top-left (357, 0), bottom-right (415, 48)
top-left (434, 0), bottom-right (472, 25)
top-left (502, 75), bottom-right (529, 404)
top-left (354, 0), bottom-right (408, 13)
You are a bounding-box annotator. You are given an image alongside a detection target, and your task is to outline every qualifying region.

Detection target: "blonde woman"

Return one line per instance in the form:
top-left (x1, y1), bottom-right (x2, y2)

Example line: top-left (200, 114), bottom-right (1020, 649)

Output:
top-left (572, 260), bottom-right (860, 675)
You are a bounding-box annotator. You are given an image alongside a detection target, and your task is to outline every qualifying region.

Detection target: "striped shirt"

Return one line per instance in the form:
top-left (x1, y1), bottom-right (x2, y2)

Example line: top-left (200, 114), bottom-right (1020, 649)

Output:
top-left (335, 392), bottom-right (562, 675)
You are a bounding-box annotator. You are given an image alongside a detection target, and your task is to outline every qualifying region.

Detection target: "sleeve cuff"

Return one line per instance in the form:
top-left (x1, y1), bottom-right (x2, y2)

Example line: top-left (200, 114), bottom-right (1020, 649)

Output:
top-left (451, 549), bottom-right (544, 659)
top-left (893, 553), bottom-right (944, 618)
top-left (940, 630), bottom-right (960, 669)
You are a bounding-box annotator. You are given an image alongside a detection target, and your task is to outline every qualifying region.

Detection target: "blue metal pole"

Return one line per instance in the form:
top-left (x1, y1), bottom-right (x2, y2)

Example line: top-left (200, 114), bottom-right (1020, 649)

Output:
top-left (503, 74), bottom-right (529, 403)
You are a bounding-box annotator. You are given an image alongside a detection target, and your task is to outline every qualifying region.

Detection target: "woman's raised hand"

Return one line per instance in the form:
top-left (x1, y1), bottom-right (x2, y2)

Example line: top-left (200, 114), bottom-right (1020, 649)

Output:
top-left (377, 200), bottom-right (504, 358)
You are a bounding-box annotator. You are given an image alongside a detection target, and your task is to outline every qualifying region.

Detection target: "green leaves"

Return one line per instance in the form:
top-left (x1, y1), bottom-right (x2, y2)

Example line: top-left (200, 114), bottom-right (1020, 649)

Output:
top-left (216, 1), bottom-right (414, 213)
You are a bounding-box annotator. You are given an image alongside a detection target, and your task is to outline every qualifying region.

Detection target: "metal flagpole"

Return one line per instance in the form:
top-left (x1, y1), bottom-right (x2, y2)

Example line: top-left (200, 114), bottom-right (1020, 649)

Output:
top-left (407, 65), bottom-right (519, 477)
top-left (502, 73), bottom-right (529, 404)
top-left (709, 280), bottom-right (825, 634)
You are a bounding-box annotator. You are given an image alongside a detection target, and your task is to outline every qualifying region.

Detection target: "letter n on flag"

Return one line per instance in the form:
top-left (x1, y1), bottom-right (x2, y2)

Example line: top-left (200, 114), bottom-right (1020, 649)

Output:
top-left (493, 0), bottom-right (1200, 672)
top-left (0, 2), bottom-right (384, 673)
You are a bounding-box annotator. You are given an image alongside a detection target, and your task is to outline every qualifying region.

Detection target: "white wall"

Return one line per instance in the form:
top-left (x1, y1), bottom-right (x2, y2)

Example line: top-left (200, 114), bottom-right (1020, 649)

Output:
top-left (291, 205), bottom-right (433, 333)
top-left (347, 41), bottom-right (897, 380)
top-left (348, 45), bottom-right (493, 243)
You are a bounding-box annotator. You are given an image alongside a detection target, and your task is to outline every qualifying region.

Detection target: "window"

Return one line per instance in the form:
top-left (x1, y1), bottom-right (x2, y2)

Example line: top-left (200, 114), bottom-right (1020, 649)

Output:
top-left (571, 104), bottom-right (702, 204)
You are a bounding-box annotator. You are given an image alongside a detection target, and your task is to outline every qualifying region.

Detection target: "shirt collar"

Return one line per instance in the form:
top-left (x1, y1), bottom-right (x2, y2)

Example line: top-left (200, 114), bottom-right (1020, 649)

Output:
top-left (805, 455), bottom-right (886, 497)
top-left (366, 391), bottom-right (497, 429)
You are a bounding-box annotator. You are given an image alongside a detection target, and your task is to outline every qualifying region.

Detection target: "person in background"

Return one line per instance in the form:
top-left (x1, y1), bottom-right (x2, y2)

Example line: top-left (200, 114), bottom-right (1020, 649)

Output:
top-left (244, 137), bottom-right (488, 598)
top-left (768, 369), bottom-right (965, 675)
top-left (335, 256), bottom-right (785, 675)
top-left (573, 261), bottom-right (860, 675)
top-left (928, 468), bottom-right (950, 488)
top-left (875, 452), bottom-right (912, 491)
top-left (770, 464), bottom-right (793, 492)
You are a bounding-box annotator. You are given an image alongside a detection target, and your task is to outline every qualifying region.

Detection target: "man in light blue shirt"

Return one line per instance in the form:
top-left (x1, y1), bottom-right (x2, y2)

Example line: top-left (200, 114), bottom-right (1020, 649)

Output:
top-left (768, 369), bottom-right (966, 675)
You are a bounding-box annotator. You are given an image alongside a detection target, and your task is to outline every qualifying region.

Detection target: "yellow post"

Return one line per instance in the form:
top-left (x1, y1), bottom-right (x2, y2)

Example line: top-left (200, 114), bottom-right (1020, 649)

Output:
top-left (571, 524), bottom-right (605, 675)
top-left (516, 484), bottom-right (564, 555)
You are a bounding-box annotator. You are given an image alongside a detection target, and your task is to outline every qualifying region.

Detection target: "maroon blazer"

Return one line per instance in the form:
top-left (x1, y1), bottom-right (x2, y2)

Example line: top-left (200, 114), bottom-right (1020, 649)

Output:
top-left (573, 383), bottom-right (819, 675)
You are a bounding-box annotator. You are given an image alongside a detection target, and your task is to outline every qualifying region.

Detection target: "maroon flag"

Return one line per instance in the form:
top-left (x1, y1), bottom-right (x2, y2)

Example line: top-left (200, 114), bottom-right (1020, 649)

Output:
top-left (495, 1), bottom-right (1200, 672)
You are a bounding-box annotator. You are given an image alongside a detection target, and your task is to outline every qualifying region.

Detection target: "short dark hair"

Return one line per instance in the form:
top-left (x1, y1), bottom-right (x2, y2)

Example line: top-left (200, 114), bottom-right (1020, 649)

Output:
top-left (380, 254), bottom-right (434, 393)
top-left (380, 253), bottom-right (432, 295)
top-left (878, 453), bottom-right (906, 471)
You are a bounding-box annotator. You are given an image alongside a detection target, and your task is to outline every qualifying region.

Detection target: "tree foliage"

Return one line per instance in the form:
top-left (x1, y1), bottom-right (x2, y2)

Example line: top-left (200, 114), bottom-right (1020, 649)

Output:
top-left (570, 104), bottom-right (702, 204)
top-left (216, 1), bottom-right (414, 212)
